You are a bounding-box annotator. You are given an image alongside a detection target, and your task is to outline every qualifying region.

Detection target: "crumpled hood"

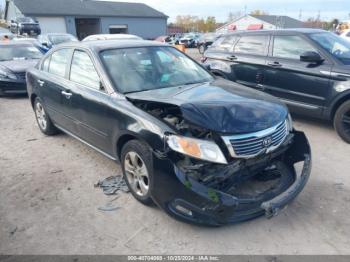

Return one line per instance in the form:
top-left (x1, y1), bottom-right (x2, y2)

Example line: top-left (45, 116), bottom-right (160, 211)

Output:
top-left (0, 59), bottom-right (39, 74)
top-left (126, 79), bottom-right (288, 134)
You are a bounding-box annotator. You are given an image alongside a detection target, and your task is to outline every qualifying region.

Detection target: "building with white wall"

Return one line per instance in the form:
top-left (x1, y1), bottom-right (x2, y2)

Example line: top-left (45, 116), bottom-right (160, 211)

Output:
top-left (217, 14), bottom-right (304, 34)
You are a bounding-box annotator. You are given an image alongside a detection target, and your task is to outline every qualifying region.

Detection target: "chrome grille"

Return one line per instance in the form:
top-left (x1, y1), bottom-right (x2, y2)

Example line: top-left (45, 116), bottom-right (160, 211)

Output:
top-left (222, 121), bottom-right (289, 159)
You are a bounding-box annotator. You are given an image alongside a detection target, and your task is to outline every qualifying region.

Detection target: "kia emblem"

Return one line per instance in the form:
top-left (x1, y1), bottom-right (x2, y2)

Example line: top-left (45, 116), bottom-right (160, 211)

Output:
top-left (262, 137), bottom-right (272, 147)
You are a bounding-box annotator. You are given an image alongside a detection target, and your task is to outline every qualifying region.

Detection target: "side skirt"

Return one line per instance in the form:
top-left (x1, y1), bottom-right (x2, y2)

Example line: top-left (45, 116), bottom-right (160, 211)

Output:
top-left (54, 124), bottom-right (117, 161)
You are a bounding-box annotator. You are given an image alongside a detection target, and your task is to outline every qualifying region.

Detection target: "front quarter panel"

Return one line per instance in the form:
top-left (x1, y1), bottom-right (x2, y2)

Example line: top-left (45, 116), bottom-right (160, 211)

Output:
top-left (109, 95), bottom-right (175, 159)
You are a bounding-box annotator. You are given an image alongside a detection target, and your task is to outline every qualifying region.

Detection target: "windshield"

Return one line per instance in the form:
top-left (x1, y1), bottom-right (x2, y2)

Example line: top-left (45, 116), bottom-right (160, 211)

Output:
top-left (48, 35), bottom-right (77, 45)
top-left (17, 17), bottom-right (35, 23)
top-left (0, 46), bottom-right (42, 61)
top-left (310, 32), bottom-right (350, 65)
top-left (100, 46), bottom-right (213, 94)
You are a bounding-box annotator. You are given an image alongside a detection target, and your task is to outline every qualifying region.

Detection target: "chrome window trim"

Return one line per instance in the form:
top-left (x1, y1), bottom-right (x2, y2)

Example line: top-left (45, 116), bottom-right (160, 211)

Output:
top-left (222, 120), bottom-right (289, 159)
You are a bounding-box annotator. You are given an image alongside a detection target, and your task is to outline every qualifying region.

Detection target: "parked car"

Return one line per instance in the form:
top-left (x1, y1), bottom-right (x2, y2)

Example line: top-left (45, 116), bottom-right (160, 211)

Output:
top-left (340, 29), bottom-right (350, 42)
top-left (13, 37), bottom-right (49, 53)
top-left (203, 29), bottom-right (350, 143)
top-left (37, 33), bottom-right (78, 49)
top-left (155, 35), bottom-right (180, 45)
top-left (197, 33), bottom-right (220, 54)
top-left (179, 33), bottom-right (201, 48)
top-left (26, 40), bottom-right (311, 226)
top-left (82, 34), bottom-right (142, 42)
top-left (0, 41), bottom-right (43, 96)
top-left (10, 17), bottom-right (41, 36)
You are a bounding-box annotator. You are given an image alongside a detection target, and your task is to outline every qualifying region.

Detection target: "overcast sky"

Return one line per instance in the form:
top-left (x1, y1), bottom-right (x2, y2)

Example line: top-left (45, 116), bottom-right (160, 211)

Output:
top-left (1, 0), bottom-right (349, 22)
top-left (112, 0), bottom-right (350, 22)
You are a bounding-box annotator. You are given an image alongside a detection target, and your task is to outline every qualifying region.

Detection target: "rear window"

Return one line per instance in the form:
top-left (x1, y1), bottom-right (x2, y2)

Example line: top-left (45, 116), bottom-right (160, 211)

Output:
top-left (234, 35), bottom-right (268, 55)
top-left (211, 35), bottom-right (237, 51)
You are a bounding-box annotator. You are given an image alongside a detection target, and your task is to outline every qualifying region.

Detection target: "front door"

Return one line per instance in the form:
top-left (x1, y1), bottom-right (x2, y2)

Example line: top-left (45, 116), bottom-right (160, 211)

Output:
top-left (263, 34), bottom-right (332, 116)
top-left (65, 49), bottom-right (114, 154)
top-left (230, 34), bottom-right (270, 90)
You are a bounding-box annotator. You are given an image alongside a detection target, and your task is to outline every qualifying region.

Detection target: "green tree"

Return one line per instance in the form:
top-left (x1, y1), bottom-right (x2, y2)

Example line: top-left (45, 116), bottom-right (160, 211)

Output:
top-left (250, 10), bottom-right (269, 16)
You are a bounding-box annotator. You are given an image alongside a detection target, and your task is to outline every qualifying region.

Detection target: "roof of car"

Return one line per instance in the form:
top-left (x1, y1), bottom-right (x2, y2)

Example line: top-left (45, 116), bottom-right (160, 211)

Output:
top-left (55, 40), bottom-right (169, 52)
top-left (223, 28), bottom-right (327, 36)
top-left (83, 34), bottom-right (142, 41)
top-left (41, 33), bottom-right (75, 36)
top-left (0, 41), bottom-right (35, 47)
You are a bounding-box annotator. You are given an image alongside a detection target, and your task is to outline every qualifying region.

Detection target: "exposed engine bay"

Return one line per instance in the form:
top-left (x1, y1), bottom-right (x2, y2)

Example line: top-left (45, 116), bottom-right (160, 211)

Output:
top-left (133, 100), bottom-right (213, 139)
top-left (132, 99), bottom-right (297, 201)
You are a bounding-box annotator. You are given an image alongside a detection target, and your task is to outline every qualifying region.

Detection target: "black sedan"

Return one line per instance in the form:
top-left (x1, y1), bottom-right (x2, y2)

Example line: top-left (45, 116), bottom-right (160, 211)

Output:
top-left (26, 41), bottom-right (311, 226)
top-left (10, 17), bottom-right (41, 36)
top-left (0, 42), bottom-right (43, 96)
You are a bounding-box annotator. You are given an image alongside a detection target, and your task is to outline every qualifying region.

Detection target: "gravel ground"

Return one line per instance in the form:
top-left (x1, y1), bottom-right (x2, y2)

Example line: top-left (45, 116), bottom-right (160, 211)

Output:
top-left (0, 49), bottom-right (350, 255)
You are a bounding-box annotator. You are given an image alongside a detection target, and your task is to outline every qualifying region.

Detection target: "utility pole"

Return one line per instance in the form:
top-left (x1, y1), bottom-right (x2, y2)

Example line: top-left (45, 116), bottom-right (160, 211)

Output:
top-left (4, 0), bottom-right (10, 21)
top-left (299, 9), bottom-right (302, 21)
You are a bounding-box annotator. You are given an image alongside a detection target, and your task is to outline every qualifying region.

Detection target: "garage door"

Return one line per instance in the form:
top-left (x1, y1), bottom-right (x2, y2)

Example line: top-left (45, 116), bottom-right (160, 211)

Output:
top-left (36, 17), bottom-right (67, 34)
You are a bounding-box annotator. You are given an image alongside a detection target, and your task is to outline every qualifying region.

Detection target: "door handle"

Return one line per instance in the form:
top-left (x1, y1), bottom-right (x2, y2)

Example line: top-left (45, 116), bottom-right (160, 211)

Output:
top-left (61, 90), bottom-right (72, 99)
top-left (227, 55), bottom-right (237, 61)
top-left (267, 62), bottom-right (282, 68)
top-left (37, 79), bottom-right (45, 86)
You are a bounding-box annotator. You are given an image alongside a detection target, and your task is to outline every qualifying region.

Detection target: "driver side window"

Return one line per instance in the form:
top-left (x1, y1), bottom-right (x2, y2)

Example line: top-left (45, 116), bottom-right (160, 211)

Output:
top-left (273, 35), bottom-right (317, 60)
top-left (70, 50), bottom-right (101, 90)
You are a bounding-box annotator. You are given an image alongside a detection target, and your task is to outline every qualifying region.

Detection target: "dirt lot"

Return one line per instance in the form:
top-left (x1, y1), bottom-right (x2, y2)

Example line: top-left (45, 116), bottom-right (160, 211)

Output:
top-left (1, 49), bottom-right (350, 255)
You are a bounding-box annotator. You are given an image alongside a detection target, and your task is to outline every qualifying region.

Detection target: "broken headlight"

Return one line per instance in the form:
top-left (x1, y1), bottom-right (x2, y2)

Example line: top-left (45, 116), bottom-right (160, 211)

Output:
top-left (166, 135), bottom-right (227, 164)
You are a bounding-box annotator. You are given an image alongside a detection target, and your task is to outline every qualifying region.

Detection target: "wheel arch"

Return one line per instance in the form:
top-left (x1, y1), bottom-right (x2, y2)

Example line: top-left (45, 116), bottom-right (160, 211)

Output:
top-left (30, 93), bottom-right (38, 109)
top-left (115, 132), bottom-right (155, 162)
top-left (330, 92), bottom-right (350, 120)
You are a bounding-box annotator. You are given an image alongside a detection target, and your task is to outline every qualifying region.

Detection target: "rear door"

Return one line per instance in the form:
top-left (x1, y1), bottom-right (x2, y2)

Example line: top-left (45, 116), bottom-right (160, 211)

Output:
top-left (38, 48), bottom-right (77, 132)
top-left (205, 34), bottom-right (239, 78)
top-left (229, 33), bottom-right (270, 90)
top-left (263, 33), bottom-right (332, 116)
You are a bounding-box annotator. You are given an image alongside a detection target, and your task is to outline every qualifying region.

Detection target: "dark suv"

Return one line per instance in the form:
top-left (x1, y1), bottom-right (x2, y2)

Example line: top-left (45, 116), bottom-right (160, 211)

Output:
top-left (10, 17), bottom-right (41, 36)
top-left (203, 29), bottom-right (350, 143)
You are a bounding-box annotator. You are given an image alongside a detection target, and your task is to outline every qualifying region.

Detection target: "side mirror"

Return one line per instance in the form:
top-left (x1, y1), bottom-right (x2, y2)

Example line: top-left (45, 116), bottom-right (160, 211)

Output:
top-left (11, 20), bottom-right (14, 23)
top-left (41, 42), bottom-right (48, 47)
top-left (203, 64), bottom-right (211, 71)
top-left (300, 51), bottom-right (324, 63)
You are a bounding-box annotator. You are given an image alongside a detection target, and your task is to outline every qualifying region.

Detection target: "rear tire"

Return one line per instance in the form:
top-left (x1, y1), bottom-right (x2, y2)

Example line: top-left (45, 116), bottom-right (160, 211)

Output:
top-left (199, 45), bottom-right (206, 54)
top-left (121, 140), bottom-right (155, 206)
top-left (334, 100), bottom-right (350, 143)
top-left (34, 98), bottom-right (59, 136)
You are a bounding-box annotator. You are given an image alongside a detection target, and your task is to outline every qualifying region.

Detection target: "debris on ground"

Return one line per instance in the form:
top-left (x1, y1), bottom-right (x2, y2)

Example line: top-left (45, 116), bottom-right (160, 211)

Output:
top-left (98, 196), bottom-right (121, 212)
top-left (26, 138), bottom-right (38, 142)
top-left (95, 176), bottom-right (130, 195)
top-left (9, 226), bottom-right (17, 236)
top-left (50, 169), bottom-right (63, 174)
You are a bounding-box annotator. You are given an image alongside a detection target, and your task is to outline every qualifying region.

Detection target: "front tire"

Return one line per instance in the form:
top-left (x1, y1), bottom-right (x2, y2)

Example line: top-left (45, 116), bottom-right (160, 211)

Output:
top-left (34, 98), bottom-right (59, 136)
top-left (121, 140), bottom-right (154, 206)
top-left (334, 100), bottom-right (350, 143)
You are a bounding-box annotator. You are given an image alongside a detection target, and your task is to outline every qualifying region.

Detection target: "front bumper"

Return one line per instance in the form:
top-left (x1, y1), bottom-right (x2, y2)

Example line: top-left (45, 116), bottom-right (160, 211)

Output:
top-left (19, 27), bottom-right (41, 36)
top-left (0, 79), bottom-right (27, 95)
top-left (151, 131), bottom-right (311, 226)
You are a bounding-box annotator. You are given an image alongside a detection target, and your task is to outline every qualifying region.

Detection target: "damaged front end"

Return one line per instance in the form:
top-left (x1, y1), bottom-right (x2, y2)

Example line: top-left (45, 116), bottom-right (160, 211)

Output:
top-left (129, 94), bottom-right (311, 226)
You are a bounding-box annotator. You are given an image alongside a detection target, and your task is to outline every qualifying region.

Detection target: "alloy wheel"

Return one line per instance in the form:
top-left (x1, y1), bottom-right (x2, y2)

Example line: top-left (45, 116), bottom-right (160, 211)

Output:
top-left (35, 102), bottom-right (47, 130)
top-left (124, 151), bottom-right (150, 197)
